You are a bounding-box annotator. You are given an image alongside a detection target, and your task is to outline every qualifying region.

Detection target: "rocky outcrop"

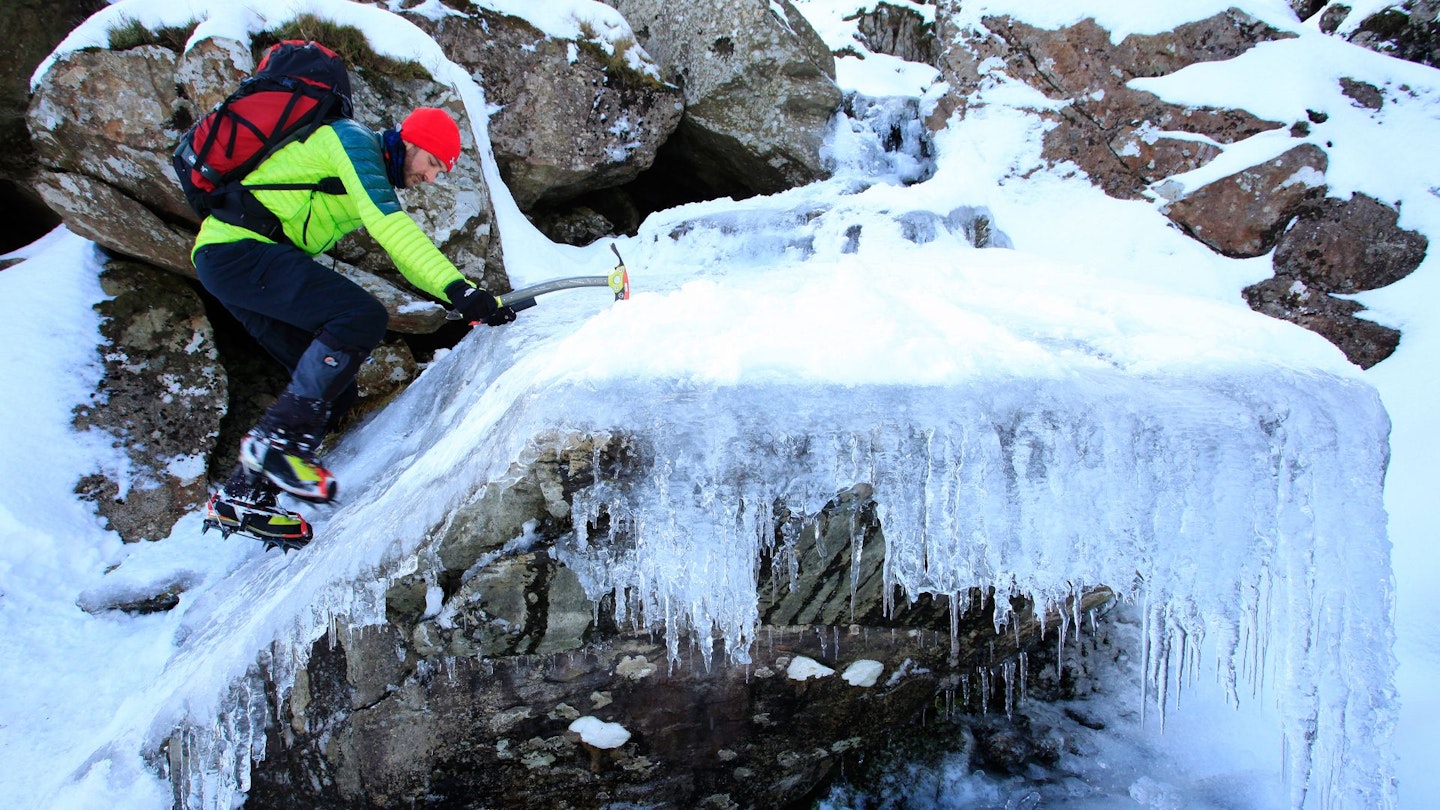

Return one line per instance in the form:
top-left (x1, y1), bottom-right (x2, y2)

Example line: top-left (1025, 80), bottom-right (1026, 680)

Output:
top-left (932, 5), bottom-right (1424, 365)
top-left (240, 436), bottom-right (1114, 808)
top-left (608, 0), bottom-right (843, 198)
top-left (936, 10), bottom-right (1291, 200)
top-left (852, 1), bottom-right (939, 65)
top-left (73, 256), bottom-right (226, 542)
top-left (413, 10), bottom-right (683, 212)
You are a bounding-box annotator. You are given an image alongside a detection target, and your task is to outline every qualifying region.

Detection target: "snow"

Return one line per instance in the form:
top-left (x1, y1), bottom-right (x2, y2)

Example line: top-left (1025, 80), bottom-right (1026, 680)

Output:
top-left (568, 716), bottom-right (632, 749)
top-left (795, 0), bottom-right (941, 97)
top-left (2, 0), bottom-right (1437, 808)
top-left (788, 655), bottom-right (838, 681)
top-left (842, 659), bottom-right (885, 687)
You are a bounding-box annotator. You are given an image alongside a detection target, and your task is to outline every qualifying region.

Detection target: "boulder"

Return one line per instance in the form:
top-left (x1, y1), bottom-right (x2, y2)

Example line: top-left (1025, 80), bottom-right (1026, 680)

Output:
top-left (72, 256), bottom-right (227, 541)
top-left (412, 9), bottom-right (683, 211)
top-left (1164, 144), bottom-right (1329, 258)
top-left (1273, 192), bottom-right (1428, 294)
top-left (608, 0), bottom-right (843, 197)
top-left (1243, 275), bottom-right (1401, 368)
top-left (28, 45), bottom-right (199, 272)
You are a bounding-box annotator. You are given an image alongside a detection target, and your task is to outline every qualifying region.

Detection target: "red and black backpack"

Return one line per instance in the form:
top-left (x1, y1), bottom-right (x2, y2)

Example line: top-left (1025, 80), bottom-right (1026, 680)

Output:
top-left (172, 40), bottom-right (354, 243)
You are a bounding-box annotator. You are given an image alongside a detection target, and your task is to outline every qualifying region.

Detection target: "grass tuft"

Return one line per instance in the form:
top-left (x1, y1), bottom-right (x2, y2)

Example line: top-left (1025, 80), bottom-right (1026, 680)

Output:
top-left (254, 15), bottom-right (431, 81)
top-left (106, 16), bottom-right (198, 53)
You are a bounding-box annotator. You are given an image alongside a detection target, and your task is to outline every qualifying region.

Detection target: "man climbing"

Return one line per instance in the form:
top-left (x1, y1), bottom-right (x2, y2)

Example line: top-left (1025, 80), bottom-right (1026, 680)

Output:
top-left (194, 106), bottom-right (515, 545)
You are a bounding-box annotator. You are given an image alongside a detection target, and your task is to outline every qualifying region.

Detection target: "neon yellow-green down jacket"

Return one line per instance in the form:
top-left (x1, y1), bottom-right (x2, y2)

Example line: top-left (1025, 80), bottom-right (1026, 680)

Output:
top-left (191, 119), bottom-right (467, 303)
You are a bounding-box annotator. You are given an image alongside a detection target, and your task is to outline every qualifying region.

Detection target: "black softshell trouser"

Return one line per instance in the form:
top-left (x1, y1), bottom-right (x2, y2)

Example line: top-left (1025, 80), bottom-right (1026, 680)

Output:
top-left (195, 239), bottom-right (389, 434)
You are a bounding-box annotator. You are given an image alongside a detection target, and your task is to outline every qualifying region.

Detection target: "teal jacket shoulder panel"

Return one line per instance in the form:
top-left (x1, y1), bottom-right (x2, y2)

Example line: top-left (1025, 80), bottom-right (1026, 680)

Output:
top-left (330, 119), bottom-right (401, 217)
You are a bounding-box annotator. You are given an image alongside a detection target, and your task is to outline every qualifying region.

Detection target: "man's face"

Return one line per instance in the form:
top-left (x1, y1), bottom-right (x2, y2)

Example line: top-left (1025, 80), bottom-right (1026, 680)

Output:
top-left (403, 145), bottom-right (447, 187)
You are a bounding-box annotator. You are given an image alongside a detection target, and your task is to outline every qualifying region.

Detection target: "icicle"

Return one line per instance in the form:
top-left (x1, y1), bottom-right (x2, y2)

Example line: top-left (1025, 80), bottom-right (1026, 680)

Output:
top-left (1003, 660), bottom-right (1016, 718)
top-left (1140, 588), bottom-right (1151, 729)
top-left (949, 592), bottom-right (960, 663)
top-left (1018, 651), bottom-right (1028, 708)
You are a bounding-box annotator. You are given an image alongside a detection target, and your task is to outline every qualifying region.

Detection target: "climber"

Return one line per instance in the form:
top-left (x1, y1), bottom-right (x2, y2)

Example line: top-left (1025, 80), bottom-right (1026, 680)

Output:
top-left (194, 106), bottom-right (516, 544)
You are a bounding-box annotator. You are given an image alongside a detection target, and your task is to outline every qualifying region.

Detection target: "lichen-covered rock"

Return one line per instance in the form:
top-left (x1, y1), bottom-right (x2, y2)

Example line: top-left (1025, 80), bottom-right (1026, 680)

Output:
top-left (1273, 192), bottom-right (1428, 294)
top-left (609, 0), bottom-right (843, 197)
top-left (73, 257), bottom-right (226, 541)
top-left (28, 45), bottom-right (199, 271)
top-left (413, 9), bottom-right (683, 212)
top-left (354, 339), bottom-right (419, 402)
top-left (1236, 192), bottom-right (1421, 368)
top-left (1164, 144), bottom-right (1329, 258)
top-left (1243, 275), bottom-right (1402, 368)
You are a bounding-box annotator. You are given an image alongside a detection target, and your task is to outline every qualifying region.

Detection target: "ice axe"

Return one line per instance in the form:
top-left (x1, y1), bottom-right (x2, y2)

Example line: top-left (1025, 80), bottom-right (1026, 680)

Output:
top-left (450, 244), bottom-right (632, 321)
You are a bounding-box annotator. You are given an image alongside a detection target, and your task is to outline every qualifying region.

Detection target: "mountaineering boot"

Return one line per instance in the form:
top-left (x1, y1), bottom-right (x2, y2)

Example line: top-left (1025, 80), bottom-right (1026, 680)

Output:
top-left (239, 392), bottom-right (338, 503)
top-left (203, 469), bottom-right (313, 549)
top-left (239, 428), bottom-right (337, 502)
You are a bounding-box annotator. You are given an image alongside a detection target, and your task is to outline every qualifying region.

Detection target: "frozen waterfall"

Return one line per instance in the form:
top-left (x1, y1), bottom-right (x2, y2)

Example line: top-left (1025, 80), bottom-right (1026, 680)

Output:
top-left (66, 89), bottom-right (1395, 810)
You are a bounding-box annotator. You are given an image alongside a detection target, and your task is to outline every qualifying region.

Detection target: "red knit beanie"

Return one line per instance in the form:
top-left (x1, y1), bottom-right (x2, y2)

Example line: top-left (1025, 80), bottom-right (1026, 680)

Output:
top-left (400, 107), bottom-right (462, 171)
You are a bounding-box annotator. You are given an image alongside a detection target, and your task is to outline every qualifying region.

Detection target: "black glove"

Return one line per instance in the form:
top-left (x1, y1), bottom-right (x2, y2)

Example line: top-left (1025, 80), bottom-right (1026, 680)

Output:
top-left (446, 281), bottom-right (517, 327)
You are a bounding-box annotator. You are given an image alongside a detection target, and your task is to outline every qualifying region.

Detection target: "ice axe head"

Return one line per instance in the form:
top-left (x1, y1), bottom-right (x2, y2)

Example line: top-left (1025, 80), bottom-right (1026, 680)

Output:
top-left (609, 244), bottom-right (631, 301)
